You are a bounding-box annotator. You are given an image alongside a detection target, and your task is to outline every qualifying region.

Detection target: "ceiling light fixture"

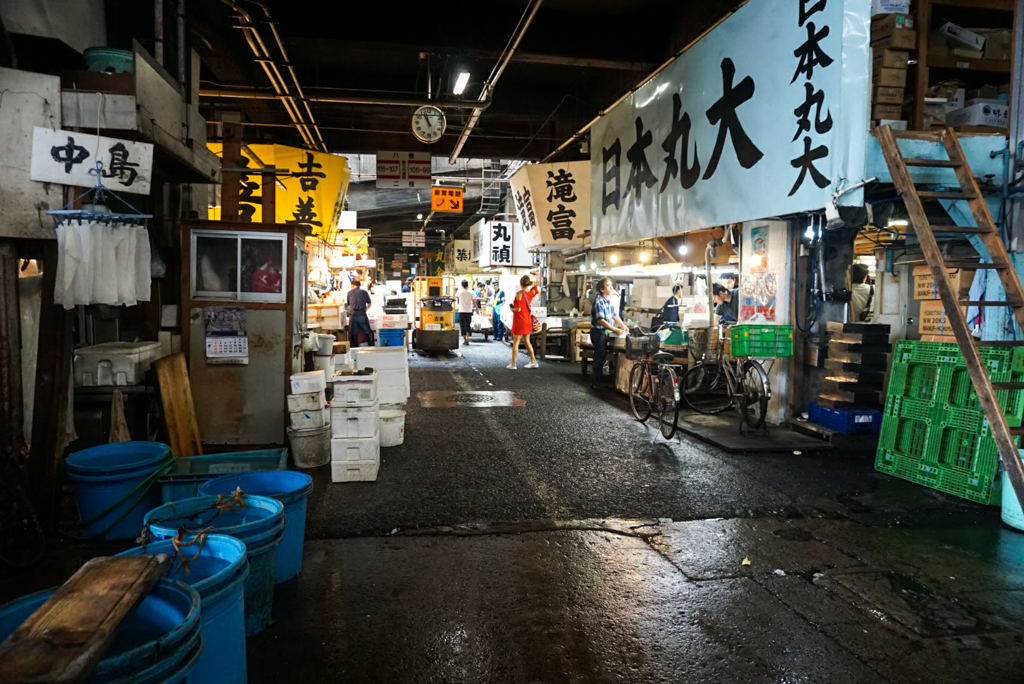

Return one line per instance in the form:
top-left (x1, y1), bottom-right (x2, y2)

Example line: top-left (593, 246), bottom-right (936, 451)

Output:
top-left (591, 262), bottom-right (598, 270)
top-left (610, 253), bottom-right (619, 264)
top-left (416, 213), bottom-right (423, 220)
top-left (453, 71), bottom-right (471, 96)
top-left (679, 241), bottom-right (689, 256)
top-left (639, 251), bottom-right (649, 263)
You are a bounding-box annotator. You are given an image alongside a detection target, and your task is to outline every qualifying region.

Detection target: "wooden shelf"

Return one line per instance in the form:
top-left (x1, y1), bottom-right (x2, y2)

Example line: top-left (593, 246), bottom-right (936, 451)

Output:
top-left (928, 0), bottom-right (1014, 11)
top-left (927, 55), bottom-right (1012, 73)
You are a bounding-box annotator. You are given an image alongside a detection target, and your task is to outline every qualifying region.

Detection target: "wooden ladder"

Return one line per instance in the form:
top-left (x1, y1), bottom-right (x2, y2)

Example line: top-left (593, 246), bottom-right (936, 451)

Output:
top-left (876, 124), bottom-right (1024, 511)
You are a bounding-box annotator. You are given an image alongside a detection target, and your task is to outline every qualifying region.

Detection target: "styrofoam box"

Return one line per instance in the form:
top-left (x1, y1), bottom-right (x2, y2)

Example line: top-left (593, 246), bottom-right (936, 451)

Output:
top-left (290, 370), bottom-right (326, 395)
top-left (946, 102), bottom-right (1009, 129)
top-left (655, 286), bottom-right (675, 298)
top-left (871, 0), bottom-right (909, 15)
top-left (331, 401), bottom-right (380, 439)
top-left (353, 347), bottom-right (408, 371)
top-left (331, 433), bottom-right (380, 462)
top-left (380, 314), bottom-right (409, 328)
top-left (75, 341), bottom-right (162, 387)
top-left (289, 407), bottom-right (328, 430)
top-left (378, 386), bottom-right (407, 405)
top-left (332, 371), bottom-right (377, 406)
top-left (331, 459), bottom-right (379, 483)
top-left (287, 389), bottom-right (326, 412)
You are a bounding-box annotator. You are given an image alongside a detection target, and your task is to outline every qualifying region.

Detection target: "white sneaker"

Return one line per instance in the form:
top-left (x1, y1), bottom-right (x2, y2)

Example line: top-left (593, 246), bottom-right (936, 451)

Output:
top-left (525, 362), bottom-right (539, 369)
top-left (506, 364), bottom-right (517, 370)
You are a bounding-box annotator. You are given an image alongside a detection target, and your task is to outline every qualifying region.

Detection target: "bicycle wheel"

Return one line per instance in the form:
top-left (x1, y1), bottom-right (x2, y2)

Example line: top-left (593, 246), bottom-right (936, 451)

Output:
top-left (739, 360), bottom-right (770, 429)
top-left (681, 363), bottom-right (732, 415)
top-left (657, 366), bottom-right (679, 439)
top-left (629, 362), bottom-right (652, 422)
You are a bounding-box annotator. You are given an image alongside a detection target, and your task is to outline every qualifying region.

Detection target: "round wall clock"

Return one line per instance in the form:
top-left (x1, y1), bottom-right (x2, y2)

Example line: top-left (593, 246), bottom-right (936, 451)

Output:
top-left (412, 105), bottom-right (446, 144)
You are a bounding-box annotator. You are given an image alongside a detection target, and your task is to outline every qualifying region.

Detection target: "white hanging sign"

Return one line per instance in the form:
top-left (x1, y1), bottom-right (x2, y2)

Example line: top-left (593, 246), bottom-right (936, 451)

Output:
top-left (510, 161), bottom-right (590, 248)
top-left (478, 220), bottom-right (532, 268)
top-left (30, 127), bottom-right (154, 195)
top-left (589, 0), bottom-right (869, 247)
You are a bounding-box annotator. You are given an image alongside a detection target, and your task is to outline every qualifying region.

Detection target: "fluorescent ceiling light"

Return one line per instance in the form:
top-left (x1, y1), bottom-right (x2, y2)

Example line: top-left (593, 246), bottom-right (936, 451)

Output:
top-left (416, 213), bottom-right (423, 220)
top-left (453, 72), bottom-right (471, 95)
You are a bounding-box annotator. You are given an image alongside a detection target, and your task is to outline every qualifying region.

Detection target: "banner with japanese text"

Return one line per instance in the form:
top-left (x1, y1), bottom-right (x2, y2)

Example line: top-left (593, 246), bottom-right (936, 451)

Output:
top-left (510, 161), bottom-right (590, 248)
top-left (444, 239), bottom-right (474, 274)
top-left (477, 220), bottom-right (532, 268)
top-left (207, 144), bottom-right (351, 239)
top-left (589, 0), bottom-right (869, 247)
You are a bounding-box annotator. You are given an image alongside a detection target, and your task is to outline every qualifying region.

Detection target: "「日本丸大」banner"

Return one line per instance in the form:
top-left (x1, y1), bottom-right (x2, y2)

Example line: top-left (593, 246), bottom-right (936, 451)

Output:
top-left (589, 0), bottom-right (870, 247)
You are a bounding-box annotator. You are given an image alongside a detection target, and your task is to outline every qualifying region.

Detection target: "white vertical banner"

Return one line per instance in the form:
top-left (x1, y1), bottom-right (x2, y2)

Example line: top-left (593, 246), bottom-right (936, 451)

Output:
top-left (511, 161), bottom-right (590, 248)
top-left (445, 239), bottom-right (473, 274)
top-left (589, 0), bottom-right (870, 248)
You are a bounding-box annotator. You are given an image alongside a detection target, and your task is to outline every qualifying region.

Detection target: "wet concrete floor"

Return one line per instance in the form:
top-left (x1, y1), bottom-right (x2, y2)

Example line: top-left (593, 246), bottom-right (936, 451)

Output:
top-left (256, 341), bottom-right (1023, 682)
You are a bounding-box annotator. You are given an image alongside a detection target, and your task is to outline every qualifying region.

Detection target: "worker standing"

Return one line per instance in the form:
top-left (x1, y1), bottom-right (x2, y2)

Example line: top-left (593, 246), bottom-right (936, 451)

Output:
top-left (491, 281), bottom-right (506, 343)
top-left (347, 279), bottom-right (374, 347)
top-left (456, 280), bottom-right (478, 346)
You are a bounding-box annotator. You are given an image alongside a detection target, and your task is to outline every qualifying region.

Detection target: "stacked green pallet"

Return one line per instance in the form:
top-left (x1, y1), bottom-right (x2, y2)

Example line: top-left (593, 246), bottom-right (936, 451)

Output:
top-left (874, 341), bottom-right (1024, 505)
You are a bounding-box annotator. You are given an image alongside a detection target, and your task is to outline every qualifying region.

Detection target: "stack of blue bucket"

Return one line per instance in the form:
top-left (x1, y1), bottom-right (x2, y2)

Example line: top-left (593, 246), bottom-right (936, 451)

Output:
top-left (64, 442), bottom-right (173, 540)
top-left (0, 578), bottom-right (202, 683)
top-left (144, 494), bottom-right (284, 637)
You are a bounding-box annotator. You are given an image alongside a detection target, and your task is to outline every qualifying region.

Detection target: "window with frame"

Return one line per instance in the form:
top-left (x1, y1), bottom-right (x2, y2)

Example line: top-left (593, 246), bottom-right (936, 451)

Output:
top-left (191, 230), bottom-right (288, 303)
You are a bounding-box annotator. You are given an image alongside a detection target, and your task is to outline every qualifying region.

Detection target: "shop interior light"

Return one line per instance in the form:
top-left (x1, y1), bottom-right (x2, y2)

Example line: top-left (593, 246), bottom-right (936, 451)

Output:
top-left (579, 263), bottom-right (586, 272)
top-left (804, 224), bottom-right (815, 239)
top-left (679, 242), bottom-right (689, 256)
top-left (591, 261), bottom-right (598, 270)
top-left (639, 250), bottom-right (649, 263)
top-left (453, 71), bottom-right (471, 95)
top-left (416, 213), bottom-right (423, 220)
top-left (887, 219), bottom-right (908, 228)
top-left (610, 253), bottom-right (619, 264)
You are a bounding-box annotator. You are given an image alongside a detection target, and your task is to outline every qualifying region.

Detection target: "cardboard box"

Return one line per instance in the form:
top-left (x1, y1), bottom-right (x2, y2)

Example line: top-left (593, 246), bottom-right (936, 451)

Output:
top-left (938, 22), bottom-right (985, 51)
top-left (912, 268), bottom-right (974, 300)
top-left (968, 85), bottom-right (1003, 101)
top-left (872, 0), bottom-right (910, 15)
top-left (871, 14), bottom-right (916, 50)
top-left (876, 119), bottom-right (908, 130)
top-left (873, 86), bottom-right (904, 104)
top-left (950, 47), bottom-right (983, 60)
top-left (873, 67), bottom-right (907, 89)
top-left (872, 103), bottom-right (903, 120)
top-left (929, 32), bottom-right (950, 57)
top-left (974, 29), bottom-right (1013, 61)
top-left (872, 48), bottom-right (910, 69)
top-left (946, 102), bottom-right (1010, 129)
top-left (919, 300), bottom-right (967, 336)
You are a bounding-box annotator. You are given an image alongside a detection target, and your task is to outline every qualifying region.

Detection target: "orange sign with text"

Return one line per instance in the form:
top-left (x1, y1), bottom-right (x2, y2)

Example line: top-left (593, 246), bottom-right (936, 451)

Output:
top-left (432, 186), bottom-right (463, 213)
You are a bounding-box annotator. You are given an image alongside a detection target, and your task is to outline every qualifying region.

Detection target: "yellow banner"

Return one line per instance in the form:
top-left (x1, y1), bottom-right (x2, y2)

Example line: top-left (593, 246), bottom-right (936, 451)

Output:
top-left (207, 144), bottom-right (351, 239)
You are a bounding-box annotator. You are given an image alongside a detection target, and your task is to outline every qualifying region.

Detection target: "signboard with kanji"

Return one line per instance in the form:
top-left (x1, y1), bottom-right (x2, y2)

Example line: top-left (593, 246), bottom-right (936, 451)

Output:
top-left (431, 186), bottom-right (463, 213)
top-left (402, 231), bottom-right (426, 247)
top-left (444, 239), bottom-right (473, 274)
top-left (30, 127), bottom-right (154, 195)
top-left (477, 220), bottom-right (531, 268)
top-left (510, 161), bottom-right (590, 248)
top-left (376, 151), bottom-right (432, 189)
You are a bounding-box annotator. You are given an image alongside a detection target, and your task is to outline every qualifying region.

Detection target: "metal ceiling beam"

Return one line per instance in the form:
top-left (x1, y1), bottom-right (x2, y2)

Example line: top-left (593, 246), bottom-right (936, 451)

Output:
top-left (200, 86), bottom-right (490, 110)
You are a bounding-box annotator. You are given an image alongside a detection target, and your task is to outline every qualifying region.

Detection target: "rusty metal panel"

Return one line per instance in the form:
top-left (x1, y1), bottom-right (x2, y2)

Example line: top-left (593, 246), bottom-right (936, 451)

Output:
top-left (189, 307), bottom-right (286, 445)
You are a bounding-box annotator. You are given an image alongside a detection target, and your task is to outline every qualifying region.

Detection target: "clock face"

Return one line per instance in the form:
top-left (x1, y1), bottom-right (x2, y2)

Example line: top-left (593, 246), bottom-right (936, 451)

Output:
top-left (412, 105), bottom-right (446, 144)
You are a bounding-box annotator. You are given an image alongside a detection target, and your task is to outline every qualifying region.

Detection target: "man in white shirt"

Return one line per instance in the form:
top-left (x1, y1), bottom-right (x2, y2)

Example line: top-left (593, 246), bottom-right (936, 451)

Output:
top-left (456, 279), bottom-right (478, 345)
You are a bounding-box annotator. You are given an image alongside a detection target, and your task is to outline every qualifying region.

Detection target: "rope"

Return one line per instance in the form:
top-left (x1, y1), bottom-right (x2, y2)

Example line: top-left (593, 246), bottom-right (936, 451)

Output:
top-left (168, 526), bottom-right (215, 575)
top-left (138, 487), bottom-right (248, 553)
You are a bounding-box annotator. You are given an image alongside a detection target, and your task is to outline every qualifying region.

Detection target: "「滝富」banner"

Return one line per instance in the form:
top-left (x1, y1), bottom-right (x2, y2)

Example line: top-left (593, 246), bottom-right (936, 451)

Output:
top-left (510, 160), bottom-right (590, 248)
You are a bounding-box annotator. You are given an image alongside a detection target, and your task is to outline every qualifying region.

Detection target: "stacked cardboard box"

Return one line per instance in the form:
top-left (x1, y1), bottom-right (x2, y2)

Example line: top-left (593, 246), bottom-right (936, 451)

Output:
top-left (330, 370), bottom-right (380, 482)
top-left (912, 264), bottom-right (974, 336)
top-left (817, 322), bottom-right (892, 410)
top-left (870, 13), bottom-right (914, 128)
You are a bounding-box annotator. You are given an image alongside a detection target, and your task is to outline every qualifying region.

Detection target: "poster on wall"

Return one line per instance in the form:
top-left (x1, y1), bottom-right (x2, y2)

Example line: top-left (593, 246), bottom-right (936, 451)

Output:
top-left (510, 161), bottom-right (590, 248)
top-left (739, 272), bottom-right (777, 321)
top-left (589, 0), bottom-right (869, 247)
top-left (749, 225), bottom-right (768, 273)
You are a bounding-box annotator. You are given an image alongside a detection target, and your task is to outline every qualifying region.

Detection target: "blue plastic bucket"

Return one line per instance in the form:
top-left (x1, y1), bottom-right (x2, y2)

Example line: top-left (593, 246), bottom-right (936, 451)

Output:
top-left (144, 494), bottom-right (285, 636)
top-left (65, 442), bottom-right (172, 541)
top-left (0, 578), bottom-right (201, 684)
top-left (119, 535), bottom-right (249, 684)
top-left (199, 471), bottom-right (313, 583)
top-left (1002, 470), bottom-right (1024, 531)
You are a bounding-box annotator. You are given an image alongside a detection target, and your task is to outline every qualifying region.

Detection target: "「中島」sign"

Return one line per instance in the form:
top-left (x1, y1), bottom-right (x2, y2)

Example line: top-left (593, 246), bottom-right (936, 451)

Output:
top-left (31, 127), bottom-right (154, 195)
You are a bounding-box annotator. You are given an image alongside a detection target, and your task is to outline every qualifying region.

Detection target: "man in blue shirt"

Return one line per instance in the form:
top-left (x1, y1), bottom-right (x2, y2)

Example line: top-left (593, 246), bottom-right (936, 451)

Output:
top-left (401, 277), bottom-right (412, 293)
top-left (590, 277), bottom-right (628, 389)
top-left (346, 278), bottom-right (374, 347)
top-left (490, 281), bottom-right (506, 342)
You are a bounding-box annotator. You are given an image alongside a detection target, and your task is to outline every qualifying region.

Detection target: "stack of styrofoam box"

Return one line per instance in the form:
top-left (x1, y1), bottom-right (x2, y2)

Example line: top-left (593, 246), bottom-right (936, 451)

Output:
top-left (379, 313), bottom-right (409, 330)
top-left (330, 369), bottom-right (380, 482)
top-left (352, 347), bottom-right (409, 406)
top-left (288, 371), bottom-right (329, 429)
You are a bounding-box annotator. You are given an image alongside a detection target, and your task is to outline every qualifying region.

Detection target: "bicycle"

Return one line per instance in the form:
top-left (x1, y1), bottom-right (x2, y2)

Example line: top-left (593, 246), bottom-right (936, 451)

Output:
top-left (625, 328), bottom-right (682, 439)
top-left (680, 326), bottom-right (770, 431)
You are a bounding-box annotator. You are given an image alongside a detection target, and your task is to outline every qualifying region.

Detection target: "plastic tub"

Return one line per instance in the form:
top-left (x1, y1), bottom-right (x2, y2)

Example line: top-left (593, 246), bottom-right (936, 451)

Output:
top-left (65, 442), bottom-right (172, 540)
top-left (119, 535), bottom-right (249, 684)
top-left (83, 47), bottom-right (135, 74)
top-left (0, 578), bottom-right (200, 684)
top-left (380, 407), bottom-right (406, 447)
top-left (286, 424), bottom-right (331, 468)
top-left (144, 495), bottom-right (285, 636)
top-left (199, 471), bottom-right (313, 584)
top-left (1002, 470), bottom-right (1024, 531)
top-left (156, 448), bottom-right (288, 503)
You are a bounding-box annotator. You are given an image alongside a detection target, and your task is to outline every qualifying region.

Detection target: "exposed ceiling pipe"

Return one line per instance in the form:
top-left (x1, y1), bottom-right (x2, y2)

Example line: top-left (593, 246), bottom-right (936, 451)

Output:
top-left (200, 86), bottom-right (491, 110)
top-left (448, 0), bottom-right (544, 164)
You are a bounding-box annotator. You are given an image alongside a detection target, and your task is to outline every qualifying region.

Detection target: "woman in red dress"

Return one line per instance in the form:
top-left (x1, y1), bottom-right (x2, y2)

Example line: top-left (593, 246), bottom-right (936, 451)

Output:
top-left (508, 274), bottom-right (540, 370)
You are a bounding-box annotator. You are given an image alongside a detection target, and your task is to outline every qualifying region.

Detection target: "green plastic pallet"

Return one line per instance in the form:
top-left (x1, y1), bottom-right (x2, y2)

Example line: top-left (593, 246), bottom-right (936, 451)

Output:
top-left (729, 325), bottom-right (793, 358)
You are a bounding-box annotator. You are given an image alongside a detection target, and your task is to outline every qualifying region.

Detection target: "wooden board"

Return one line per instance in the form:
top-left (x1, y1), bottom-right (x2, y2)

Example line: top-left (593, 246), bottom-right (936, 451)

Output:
top-left (154, 353), bottom-right (202, 458)
top-left (0, 554), bottom-right (171, 683)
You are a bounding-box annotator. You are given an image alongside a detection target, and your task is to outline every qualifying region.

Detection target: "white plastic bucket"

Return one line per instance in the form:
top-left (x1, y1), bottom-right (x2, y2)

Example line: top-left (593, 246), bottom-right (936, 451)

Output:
top-left (313, 353), bottom-right (335, 378)
top-left (380, 408), bottom-right (406, 447)
top-left (315, 334), bottom-right (336, 354)
top-left (287, 424), bottom-right (331, 468)
top-left (1002, 470), bottom-right (1024, 531)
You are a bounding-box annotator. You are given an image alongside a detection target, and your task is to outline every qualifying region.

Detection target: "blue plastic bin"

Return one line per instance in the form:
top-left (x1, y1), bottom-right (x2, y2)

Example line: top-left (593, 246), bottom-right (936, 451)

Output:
top-left (808, 403), bottom-right (882, 435)
top-left (379, 328), bottom-right (406, 347)
top-left (157, 448), bottom-right (288, 503)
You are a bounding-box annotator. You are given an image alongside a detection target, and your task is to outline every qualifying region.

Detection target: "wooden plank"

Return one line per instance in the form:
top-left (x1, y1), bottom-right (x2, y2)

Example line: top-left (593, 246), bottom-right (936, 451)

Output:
top-left (917, 190), bottom-right (977, 200)
top-left (902, 158), bottom-right (961, 168)
top-left (0, 554), bottom-right (171, 684)
top-left (0, 244), bottom-right (24, 455)
top-left (154, 353), bottom-right (202, 458)
top-left (828, 332), bottom-right (892, 346)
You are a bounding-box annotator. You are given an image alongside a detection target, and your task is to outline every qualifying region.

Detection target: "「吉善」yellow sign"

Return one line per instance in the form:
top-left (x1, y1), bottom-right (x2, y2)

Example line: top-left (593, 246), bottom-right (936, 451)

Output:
top-left (208, 144), bottom-right (351, 239)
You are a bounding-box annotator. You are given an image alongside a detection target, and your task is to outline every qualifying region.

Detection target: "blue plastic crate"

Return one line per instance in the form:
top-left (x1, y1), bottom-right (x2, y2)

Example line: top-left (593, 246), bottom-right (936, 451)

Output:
top-left (378, 328), bottom-right (406, 347)
top-left (157, 448), bottom-right (288, 502)
top-left (808, 403), bottom-right (882, 435)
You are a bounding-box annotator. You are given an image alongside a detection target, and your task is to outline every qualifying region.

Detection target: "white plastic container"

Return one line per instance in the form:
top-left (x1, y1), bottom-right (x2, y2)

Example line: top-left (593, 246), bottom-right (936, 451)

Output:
top-left (313, 352), bottom-right (335, 378)
top-left (377, 368), bottom-right (410, 403)
top-left (287, 424), bottom-right (331, 468)
top-left (290, 407), bottom-right (328, 430)
top-left (287, 390), bottom-right (326, 412)
top-left (380, 407), bottom-right (406, 447)
top-left (290, 370), bottom-right (326, 394)
top-left (380, 314), bottom-right (409, 328)
top-left (1002, 470), bottom-right (1024, 531)
top-left (330, 401), bottom-right (380, 439)
top-left (330, 433), bottom-right (380, 462)
top-left (74, 341), bottom-right (162, 387)
top-left (352, 347), bottom-right (408, 371)
top-left (331, 459), bottom-right (379, 483)
top-left (332, 370), bottom-right (377, 406)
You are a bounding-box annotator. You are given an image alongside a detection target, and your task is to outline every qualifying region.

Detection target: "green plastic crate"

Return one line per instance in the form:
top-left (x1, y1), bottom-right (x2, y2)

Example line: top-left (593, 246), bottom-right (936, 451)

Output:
top-left (729, 325), bottom-right (793, 357)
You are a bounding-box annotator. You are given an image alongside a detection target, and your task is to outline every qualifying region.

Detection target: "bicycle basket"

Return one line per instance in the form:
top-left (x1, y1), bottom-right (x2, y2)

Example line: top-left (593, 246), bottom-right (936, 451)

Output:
top-left (687, 326), bottom-right (719, 362)
top-left (625, 333), bottom-right (660, 360)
